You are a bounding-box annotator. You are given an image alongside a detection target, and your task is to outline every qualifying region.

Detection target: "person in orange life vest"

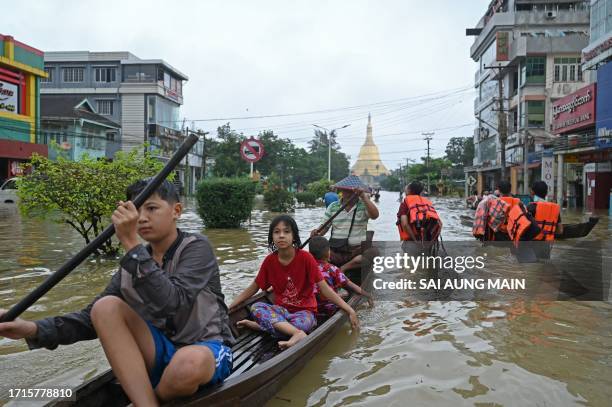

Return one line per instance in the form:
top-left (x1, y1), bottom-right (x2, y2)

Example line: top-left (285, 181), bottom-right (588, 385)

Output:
top-left (396, 181), bottom-right (442, 242)
top-left (231, 215), bottom-right (359, 350)
top-left (309, 236), bottom-right (373, 317)
top-left (494, 180), bottom-right (523, 241)
top-left (527, 181), bottom-right (563, 240)
top-left (506, 181), bottom-right (562, 246)
top-left (472, 194), bottom-right (509, 241)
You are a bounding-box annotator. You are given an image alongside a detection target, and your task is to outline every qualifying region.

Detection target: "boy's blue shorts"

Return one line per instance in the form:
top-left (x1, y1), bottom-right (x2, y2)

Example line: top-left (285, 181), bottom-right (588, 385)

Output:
top-left (146, 322), bottom-right (233, 388)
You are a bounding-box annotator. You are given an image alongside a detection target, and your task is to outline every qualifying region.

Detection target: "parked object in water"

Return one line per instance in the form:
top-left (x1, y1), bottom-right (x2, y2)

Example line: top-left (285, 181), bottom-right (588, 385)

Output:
top-left (0, 178), bottom-right (18, 204)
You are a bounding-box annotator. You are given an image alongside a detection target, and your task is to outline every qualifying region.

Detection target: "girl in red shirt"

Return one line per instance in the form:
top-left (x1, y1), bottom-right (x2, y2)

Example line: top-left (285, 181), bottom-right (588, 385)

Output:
top-left (229, 215), bottom-right (359, 349)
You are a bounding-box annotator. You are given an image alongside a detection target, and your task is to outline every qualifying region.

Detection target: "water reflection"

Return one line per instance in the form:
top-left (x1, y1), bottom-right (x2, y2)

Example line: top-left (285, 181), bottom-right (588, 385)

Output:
top-left (0, 191), bottom-right (610, 406)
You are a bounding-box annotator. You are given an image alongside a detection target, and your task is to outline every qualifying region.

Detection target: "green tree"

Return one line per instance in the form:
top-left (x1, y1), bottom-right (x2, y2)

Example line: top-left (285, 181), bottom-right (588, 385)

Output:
top-left (308, 129), bottom-right (350, 182)
top-left (17, 149), bottom-right (164, 256)
top-left (444, 137), bottom-right (475, 169)
top-left (210, 123), bottom-right (249, 177)
top-left (380, 174), bottom-right (401, 191)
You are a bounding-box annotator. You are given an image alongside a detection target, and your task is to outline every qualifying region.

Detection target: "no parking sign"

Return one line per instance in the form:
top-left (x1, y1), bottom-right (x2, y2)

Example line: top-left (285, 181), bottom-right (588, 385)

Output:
top-left (240, 137), bottom-right (265, 163)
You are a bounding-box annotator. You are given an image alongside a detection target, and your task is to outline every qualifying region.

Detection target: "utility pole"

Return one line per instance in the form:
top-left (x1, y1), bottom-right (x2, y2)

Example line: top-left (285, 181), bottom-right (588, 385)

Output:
top-left (496, 68), bottom-right (508, 181)
top-left (423, 132), bottom-right (434, 193)
top-left (199, 130), bottom-right (209, 180)
top-left (484, 63), bottom-right (509, 181)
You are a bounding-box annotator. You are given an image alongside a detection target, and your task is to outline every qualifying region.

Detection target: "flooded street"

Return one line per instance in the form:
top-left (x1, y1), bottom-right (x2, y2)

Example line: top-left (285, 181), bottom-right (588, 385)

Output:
top-left (1, 192), bottom-right (611, 406)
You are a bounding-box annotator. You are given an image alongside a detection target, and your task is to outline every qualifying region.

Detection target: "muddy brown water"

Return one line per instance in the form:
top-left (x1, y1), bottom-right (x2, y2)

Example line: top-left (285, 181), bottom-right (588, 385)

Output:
top-left (0, 192), bottom-right (610, 406)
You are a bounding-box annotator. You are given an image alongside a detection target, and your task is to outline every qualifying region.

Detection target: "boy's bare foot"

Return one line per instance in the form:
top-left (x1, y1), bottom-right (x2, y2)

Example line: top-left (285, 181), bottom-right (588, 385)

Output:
top-left (236, 319), bottom-right (261, 331)
top-left (278, 330), bottom-right (307, 349)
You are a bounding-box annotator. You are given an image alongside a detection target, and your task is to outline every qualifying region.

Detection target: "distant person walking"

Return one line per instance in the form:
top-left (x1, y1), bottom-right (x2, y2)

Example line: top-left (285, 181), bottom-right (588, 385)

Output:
top-left (323, 185), bottom-right (339, 208)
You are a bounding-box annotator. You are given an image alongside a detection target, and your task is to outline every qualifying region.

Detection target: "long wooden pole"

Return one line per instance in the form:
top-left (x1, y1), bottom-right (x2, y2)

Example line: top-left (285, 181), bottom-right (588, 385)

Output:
top-left (0, 133), bottom-right (199, 322)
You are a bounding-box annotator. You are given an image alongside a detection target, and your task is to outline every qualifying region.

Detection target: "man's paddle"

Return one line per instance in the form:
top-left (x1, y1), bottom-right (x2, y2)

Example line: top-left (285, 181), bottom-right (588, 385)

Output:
top-left (300, 192), bottom-right (360, 249)
top-left (0, 133), bottom-right (199, 322)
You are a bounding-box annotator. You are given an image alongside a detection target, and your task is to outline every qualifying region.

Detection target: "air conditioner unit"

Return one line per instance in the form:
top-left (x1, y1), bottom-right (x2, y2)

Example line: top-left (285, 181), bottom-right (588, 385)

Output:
top-left (546, 10), bottom-right (557, 19)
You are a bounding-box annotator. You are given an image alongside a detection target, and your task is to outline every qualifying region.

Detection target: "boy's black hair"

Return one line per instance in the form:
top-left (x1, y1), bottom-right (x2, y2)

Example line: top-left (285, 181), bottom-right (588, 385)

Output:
top-left (126, 178), bottom-right (180, 203)
top-left (407, 181), bottom-right (423, 195)
top-left (531, 180), bottom-right (548, 199)
top-left (309, 236), bottom-right (330, 260)
top-left (498, 180), bottom-right (512, 195)
top-left (268, 214), bottom-right (301, 252)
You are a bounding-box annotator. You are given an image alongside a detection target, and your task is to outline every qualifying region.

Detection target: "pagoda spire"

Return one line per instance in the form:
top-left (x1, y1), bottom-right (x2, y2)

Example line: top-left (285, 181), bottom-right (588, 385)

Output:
top-left (365, 113), bottom-right (374, 145)
top-left (350, 114), bottom-right (389, 181)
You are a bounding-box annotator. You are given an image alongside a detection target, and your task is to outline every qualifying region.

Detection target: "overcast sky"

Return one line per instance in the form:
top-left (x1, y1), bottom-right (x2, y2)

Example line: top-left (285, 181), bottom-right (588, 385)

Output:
top-left (7, 0), bottom-right (489, 169)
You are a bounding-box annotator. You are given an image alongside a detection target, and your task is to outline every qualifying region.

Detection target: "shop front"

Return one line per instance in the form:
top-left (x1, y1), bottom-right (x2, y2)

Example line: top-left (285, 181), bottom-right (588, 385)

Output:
top-left (551, 83), bottom-right (598, 209)
top-left (0, 34), bottom-right (47, 183)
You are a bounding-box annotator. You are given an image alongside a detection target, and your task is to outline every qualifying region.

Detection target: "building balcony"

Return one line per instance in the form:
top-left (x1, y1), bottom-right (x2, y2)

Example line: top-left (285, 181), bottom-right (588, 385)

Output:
top-left (509, 35), bottom-right (589, 63)
top-left (514, 10), bottom-right (589, 26)
top-left (471, 9), bottom-right (589, 61)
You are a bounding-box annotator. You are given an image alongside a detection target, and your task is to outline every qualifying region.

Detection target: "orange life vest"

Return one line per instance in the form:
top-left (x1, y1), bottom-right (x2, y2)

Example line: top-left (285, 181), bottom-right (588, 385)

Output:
top-left (498, 196), bottom-right (521, 234)
top-left (398, 195), bottom-right (442, 241)
top-left (532, 201), bottom-right (560, 241)
top-left (506, 204), bottom-right (532, 246)
top-left (472, 197), bottom-right (508, 240)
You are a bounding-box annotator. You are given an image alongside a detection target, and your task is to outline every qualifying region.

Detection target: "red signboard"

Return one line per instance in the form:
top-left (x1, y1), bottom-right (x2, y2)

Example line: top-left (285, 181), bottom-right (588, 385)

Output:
top-left (551, 84), bottom-right (596, 134)
top-left (496, 32), bottom-right (509, 61)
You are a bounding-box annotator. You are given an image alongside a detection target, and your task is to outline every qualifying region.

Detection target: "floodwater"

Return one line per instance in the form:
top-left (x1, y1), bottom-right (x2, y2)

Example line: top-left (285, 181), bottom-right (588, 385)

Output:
top-left (0, 192), bottom-right (611, 406)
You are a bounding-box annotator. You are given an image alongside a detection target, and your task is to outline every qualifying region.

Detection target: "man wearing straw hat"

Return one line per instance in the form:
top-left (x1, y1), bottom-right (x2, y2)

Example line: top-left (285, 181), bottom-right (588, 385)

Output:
top-left (310, 175), bottom-right (379, 272)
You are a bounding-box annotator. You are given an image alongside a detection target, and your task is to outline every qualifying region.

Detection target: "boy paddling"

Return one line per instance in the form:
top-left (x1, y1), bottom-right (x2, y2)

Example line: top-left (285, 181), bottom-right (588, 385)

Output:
top-left (0, 179), bottom-right (234, 406)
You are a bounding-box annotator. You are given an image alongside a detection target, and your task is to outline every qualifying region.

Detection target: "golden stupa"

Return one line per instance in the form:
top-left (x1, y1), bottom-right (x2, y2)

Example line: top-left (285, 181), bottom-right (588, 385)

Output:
top-left (351, 114), bottom-right (389, 183)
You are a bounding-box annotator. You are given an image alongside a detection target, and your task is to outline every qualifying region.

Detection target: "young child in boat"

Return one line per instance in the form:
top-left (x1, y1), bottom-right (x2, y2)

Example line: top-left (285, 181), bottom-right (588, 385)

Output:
top-left (229, 215), bottom-right (359, 349)
top-left (308, 236), bottom-right (374, 317)
top-left (0, 179), bottom-right (234, 406)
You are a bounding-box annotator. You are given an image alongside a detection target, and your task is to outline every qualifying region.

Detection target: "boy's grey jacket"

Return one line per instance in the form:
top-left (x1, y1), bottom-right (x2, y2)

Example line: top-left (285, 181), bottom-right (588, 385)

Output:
top-left (26, 231), bottom-right (235, 350)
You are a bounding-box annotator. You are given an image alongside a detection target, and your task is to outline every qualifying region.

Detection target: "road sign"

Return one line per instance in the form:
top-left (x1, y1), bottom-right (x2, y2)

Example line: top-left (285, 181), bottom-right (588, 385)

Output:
top-left (240, 137), bottom-right (265, 163)
top-left (467, 175), bottom-right (477, 186)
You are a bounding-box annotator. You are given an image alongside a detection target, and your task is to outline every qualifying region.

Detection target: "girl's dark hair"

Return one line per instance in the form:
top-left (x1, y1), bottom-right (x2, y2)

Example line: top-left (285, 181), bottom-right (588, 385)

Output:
top-left (268, 215), bottom-right (301, 252)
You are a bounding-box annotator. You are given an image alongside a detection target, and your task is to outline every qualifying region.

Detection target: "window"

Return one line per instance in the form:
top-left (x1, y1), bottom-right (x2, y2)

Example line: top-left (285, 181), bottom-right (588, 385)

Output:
top-left (527, 101), bottom-right (545, 128)
top-left (42, 67), bottom-right (54, 83)
top-left (525, 57), bottom-right (545, 84)
top-left (63, 67), bottom-right (84, 83)
top-left (123, 65), bottom-right (156, 82)
top-left (150, 95), bottom-right (180, 130)
top-left (553, 57), bottom-right (582, 82)
top-left (96, 100), bottom-right (114, 115)
top-left (94, 67), bottom-right (116, 83)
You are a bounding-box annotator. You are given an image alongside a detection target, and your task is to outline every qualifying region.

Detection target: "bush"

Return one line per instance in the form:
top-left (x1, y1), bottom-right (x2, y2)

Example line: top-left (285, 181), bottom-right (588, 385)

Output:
top-left (295, 191), bottom-right (317, 206)
top-left (263, 174), bottom-right (295, 212)
top-left (307, 178), bottom-right (334, 199)
top-left (264, 187), bottom-right (295, 212)
top-left (196, 177), bottom-right (256, 228)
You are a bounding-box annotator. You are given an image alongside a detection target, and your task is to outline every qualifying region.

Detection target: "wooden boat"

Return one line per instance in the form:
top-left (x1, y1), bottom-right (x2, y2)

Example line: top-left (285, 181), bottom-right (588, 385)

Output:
top-left (557, 216), bottom-right (599, 239)
top-left (459, 215), bottom-right (598, 240)
top-left (46, 250), bottom-right (373, 406)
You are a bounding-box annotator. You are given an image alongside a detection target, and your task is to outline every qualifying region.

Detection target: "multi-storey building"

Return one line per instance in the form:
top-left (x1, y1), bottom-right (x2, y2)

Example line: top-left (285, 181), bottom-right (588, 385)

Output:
top-left (466, 0), bottom-right (591, 198)
top-left (552, 0), bottom-right (612, 211)
top-left (41, 51), bottom-right (188, 158)
top-left (0, 34), bottom-right (48, 184)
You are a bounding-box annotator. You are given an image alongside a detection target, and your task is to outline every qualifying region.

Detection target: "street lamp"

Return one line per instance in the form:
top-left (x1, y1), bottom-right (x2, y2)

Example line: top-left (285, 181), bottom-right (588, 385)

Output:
top-left (312, 123), bottom-right (351, 181)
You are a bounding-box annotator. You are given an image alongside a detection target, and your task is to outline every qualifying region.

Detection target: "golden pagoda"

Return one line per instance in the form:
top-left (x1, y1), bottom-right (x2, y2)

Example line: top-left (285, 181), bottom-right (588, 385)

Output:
top-left (351, 114), bottom-right (389, 185)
